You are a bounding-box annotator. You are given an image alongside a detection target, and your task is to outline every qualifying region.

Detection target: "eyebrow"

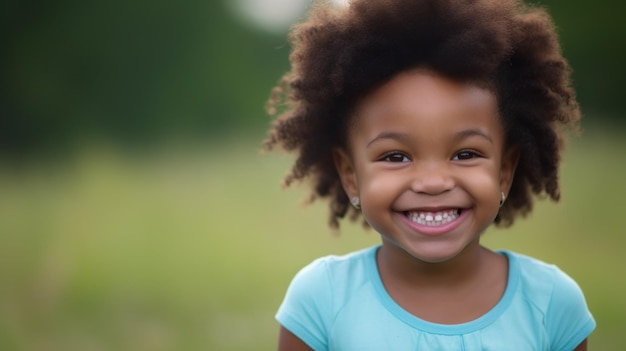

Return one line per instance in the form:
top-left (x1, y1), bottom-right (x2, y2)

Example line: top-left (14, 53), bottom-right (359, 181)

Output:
top-left (366, 128), bottom-right (493, 148)
top-left (454, 128), bottom-right (493, 143)
top-left (366, 131), bottom-right (410, 148)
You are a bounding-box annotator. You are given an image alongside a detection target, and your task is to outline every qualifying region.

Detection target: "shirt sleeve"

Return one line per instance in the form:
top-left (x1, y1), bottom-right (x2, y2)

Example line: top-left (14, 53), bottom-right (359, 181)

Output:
top-left (545, 267), bottom-right (596, 351)
top-left (276, 258), bottom-right (333, 351)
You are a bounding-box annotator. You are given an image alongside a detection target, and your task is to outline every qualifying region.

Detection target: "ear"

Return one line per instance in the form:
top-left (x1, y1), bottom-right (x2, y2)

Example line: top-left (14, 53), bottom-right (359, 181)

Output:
top-left (500, 146), bottom-right (520, 194)
top-left (333, 148), bottom-right (359, 198)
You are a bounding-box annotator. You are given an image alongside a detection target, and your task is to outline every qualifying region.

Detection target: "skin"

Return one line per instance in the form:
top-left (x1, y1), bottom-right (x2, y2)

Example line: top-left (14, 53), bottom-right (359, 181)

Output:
top-left (277, 69), bottom-right (587, 350)
top-left (278, 327), bottom-right (313, 351)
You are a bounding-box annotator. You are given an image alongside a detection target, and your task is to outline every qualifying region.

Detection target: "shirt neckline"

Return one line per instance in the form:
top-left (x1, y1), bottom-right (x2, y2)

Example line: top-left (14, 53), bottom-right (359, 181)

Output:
top-left (366, 246), bottom-right (519, 335)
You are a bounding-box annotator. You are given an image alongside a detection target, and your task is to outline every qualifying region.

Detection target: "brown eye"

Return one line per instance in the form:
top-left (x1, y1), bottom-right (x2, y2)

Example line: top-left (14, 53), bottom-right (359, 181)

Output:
top-left (383, 153), bottom-right (410, 162)
top-left (453, 150), bottom-right (479, 160)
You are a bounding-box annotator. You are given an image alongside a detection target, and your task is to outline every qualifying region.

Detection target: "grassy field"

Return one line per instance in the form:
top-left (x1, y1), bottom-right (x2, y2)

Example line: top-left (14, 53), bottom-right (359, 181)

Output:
top-left (0, 128), bottom-right (624, 350)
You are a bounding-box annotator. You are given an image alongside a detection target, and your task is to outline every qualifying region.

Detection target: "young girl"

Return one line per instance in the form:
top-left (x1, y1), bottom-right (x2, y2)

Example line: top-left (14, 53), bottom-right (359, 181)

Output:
top-left (264, 0), bottom-right (596, 349)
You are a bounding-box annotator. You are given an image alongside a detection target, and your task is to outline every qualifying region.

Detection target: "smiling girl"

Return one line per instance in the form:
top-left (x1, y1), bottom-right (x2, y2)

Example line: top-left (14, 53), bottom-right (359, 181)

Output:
top-left (264, 0), bottom-right (596, 350)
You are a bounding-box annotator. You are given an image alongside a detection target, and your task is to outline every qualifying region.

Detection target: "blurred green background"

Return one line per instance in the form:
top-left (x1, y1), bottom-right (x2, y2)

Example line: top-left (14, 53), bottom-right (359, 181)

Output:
top-left (1, 0), bottom-right (625, 350)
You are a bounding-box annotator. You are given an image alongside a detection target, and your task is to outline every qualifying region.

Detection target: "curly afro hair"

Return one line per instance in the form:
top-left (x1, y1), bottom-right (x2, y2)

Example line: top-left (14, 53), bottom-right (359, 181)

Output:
top-left (264, 0), bottom-right (580, 229)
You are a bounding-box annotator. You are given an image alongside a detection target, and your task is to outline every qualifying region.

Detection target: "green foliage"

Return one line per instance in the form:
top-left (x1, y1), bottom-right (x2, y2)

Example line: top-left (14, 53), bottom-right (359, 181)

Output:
top-left (2, 0), bottom-right (625, 156)
top-left (528, 0), bottom-right (626, 120)
top-left (2, 0), bottom-right (289, 154)
top-left (0, 130), bottom-right (624, 349)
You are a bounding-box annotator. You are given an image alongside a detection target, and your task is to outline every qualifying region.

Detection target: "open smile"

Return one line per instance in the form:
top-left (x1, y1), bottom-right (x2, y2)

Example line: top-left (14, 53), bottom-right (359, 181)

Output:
top-left (404, 209), bottom-right (461, 226)
top-left (397, 208), bottom-right (469, 236)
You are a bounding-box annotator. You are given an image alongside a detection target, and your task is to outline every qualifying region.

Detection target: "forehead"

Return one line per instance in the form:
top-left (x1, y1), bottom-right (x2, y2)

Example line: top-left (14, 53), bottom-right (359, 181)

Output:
top-left (354, 69), bottom-right (498, 120)
top-left (348, 69), bottom-right (504, 147)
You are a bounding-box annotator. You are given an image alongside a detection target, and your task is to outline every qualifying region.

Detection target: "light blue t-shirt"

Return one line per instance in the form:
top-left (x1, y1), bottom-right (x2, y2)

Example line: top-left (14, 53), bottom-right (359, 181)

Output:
top-left (276, 246), bottom-right (595, 350)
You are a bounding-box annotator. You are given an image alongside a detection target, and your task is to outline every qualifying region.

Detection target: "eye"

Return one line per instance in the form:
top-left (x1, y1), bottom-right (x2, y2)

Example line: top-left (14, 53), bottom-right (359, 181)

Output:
top-left (452, 150), bottom-right (480, 160)
top-left (382, 152), bottom-right (410, 163)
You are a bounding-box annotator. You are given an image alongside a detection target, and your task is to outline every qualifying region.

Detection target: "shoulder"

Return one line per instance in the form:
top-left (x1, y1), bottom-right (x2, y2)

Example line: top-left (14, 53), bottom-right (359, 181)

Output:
top-left (504, 251), bottom-right (596, 350)
top-left (504, 251), bottom-right (583, 307)
top-left (275, 246), bottom-right (378, 351)
top-left (289, 245), bottom-right (376, 289)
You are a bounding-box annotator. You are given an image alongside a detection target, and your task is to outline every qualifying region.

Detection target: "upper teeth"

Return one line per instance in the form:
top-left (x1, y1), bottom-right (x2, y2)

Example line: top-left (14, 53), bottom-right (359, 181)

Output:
top-left (407, 210), bottom-right (459, 226)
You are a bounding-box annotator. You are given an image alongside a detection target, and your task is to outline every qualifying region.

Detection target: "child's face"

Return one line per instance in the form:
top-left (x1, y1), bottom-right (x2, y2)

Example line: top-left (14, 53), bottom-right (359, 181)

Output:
top-left (335, 69), bottom-right (518, 263)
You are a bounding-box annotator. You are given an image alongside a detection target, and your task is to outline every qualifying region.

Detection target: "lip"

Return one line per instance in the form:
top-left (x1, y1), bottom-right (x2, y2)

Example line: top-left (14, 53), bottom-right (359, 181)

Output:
top-left (396, 208), bottom-right (470, 236)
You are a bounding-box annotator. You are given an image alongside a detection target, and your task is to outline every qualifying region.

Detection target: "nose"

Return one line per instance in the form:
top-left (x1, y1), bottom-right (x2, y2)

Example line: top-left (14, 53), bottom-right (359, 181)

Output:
top-left (409, 162), bottom-right (455, 195)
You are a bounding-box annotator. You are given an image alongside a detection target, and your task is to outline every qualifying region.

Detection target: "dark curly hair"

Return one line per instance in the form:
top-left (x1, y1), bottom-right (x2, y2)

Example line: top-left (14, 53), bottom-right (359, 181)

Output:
top-left (264, 0), bottom-right (580, 229)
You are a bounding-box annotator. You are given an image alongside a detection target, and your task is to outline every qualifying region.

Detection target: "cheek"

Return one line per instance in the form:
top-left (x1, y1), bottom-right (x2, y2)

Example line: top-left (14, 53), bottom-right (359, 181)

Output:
top-left (363, 173), bottom-right (396, 192)
top-left (357, 169), bottom-right (403, 204)
top-left (461, 167), bottom-right (501, 201)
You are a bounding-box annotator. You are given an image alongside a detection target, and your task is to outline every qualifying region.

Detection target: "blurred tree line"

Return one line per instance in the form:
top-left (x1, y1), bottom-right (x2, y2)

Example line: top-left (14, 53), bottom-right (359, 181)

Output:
top-left (1, 0), bottom-right (624, 157)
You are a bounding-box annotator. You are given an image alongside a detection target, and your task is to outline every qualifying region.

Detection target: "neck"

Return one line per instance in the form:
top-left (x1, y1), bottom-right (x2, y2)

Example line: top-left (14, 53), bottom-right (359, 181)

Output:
top-left (377, 239), bottom-right (486, 288)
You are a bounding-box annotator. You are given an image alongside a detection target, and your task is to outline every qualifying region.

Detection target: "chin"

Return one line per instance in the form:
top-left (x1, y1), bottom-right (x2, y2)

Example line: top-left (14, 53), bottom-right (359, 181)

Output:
top-left (400, 242), bottom-right (475, 264)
